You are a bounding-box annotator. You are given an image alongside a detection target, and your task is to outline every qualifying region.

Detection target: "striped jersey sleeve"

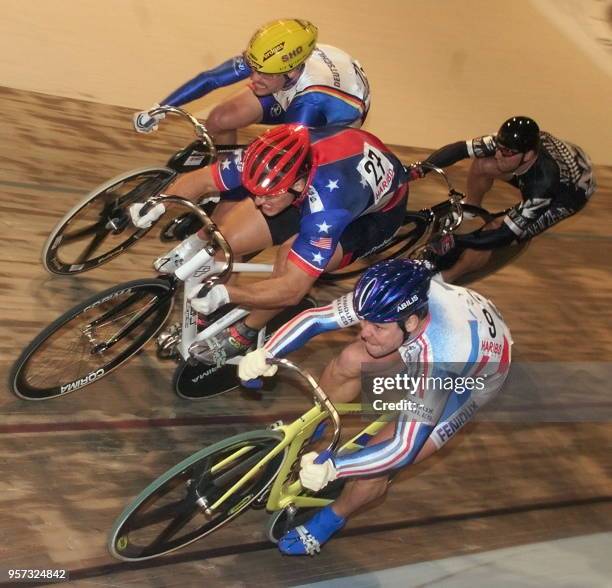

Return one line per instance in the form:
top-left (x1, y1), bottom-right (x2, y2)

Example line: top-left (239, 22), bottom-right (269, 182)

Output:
top-left (265, 294), bottom-right (359, 357)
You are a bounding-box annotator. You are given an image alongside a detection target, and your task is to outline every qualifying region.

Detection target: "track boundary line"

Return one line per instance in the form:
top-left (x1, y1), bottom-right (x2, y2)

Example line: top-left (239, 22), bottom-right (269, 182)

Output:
top-left (17, 494), bottom-right (612, 587)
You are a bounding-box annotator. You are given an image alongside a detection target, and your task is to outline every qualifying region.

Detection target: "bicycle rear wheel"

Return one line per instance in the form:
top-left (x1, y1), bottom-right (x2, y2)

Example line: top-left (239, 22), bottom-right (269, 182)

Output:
top-left (10, 278), bottom-right (174, 400)
top-left (174, 295), bottom-right (318, 400)
top-left (109, 430), bottom-right (285, 561)
top-left (43, 167), bottom-right (175, 275)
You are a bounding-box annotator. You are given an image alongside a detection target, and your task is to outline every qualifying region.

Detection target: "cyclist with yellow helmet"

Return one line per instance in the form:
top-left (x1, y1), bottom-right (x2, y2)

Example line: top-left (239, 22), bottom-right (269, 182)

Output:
top-left (134, 19), bottom-right (371, 143)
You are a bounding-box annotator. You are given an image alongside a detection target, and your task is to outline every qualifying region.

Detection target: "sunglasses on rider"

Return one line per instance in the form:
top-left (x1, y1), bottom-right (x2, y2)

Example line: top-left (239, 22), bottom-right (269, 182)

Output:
top-left (496, 144), bottom-right (522, 158)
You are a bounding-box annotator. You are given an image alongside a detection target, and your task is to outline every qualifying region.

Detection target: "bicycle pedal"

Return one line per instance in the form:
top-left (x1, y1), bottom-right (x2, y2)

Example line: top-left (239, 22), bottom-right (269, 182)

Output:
top-left (156, 322), bottom-right (181, 359)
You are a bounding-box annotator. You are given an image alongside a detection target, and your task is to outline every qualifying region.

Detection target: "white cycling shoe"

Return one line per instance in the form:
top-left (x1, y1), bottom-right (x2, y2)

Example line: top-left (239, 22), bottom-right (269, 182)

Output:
top-left (154, 233), bottom-right (205, 274)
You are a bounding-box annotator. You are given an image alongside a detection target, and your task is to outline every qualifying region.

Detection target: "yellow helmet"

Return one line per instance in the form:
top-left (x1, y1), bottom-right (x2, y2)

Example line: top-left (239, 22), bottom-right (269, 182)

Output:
top-left (245, 19), bottom-right (318, 74)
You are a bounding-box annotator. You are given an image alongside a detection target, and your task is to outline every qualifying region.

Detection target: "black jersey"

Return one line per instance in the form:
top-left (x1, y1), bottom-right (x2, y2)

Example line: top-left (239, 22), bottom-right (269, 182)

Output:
top-left (424, 132), bottom-right (596, 246)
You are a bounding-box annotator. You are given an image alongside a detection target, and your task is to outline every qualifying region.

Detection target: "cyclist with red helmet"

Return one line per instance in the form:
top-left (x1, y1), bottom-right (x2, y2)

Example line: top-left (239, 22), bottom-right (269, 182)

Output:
top-left (129, 123), bottom-right (409, 363)
top-left (238, 259), bottom-right (512, 555)
top-left (410, 116), bottom-right (596, 281)
top-left (133, 19), bottom-right (370, 143)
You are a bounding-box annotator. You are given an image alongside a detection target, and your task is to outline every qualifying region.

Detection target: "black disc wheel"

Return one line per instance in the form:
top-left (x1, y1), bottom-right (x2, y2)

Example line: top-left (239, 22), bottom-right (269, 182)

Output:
top-left (174, 296), bottom-right (318, 400)
top-left (108, 431), bottom-right (285, 561)
top-left (10, 278), bottom-right (175, 400)
top-left (43, 167), bottom-right (175, 275)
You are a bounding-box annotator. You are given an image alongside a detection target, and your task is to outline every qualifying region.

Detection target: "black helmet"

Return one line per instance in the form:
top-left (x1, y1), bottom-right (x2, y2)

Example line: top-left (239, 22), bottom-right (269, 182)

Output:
top-left (496, 116), bottom-right (540, 153)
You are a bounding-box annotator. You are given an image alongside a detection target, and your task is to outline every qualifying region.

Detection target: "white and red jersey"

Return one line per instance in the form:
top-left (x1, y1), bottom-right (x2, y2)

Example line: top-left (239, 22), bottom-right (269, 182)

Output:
top-left (263, 275), bottom-right (512, 478)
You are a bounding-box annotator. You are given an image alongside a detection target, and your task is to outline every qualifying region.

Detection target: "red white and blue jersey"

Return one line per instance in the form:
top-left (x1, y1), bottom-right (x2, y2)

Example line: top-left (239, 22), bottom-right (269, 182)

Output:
top-left (211, 126), bottom-right (409, 276)
top-left (263, 276), bottom-right (512, 478)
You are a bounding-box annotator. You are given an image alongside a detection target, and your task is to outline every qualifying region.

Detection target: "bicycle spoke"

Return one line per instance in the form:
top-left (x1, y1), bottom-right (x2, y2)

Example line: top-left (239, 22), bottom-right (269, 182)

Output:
top-left (128, 496), bottom-right (193, 531)
top-left (43, 169), bottom-right (175, 275)
top-left (13, 280), bottom-right (174, 398)
top-left (75, 229), bottom-right (112, 265)
top-left (60, 220), bottom-right (107, 244)
top-left (148, 503), bottom-right (201, 551)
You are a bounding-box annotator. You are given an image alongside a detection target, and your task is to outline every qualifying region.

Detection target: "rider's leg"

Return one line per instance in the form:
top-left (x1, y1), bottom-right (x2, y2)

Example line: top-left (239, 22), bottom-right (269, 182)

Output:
top-left (155, 196), bottom-right (273, 274)
top-left (465, 158), bottom-right (497, 206)
top-left (441, 216), bottom-right (504, 282)
top-left (204, 88), bottom-right (264, 145)
top-left (212, 197), bottom-right (274, 256)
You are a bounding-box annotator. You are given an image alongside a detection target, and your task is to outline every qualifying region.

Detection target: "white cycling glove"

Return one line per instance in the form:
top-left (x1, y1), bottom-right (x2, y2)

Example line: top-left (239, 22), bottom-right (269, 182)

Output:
top-left (129, 202), bottom-right (166, 229)
top-left (133, 104), bottom-right (165, 133)
top-left (188, 284), bottom-right (230, 315)
top-left (299, 451), bottom-right (338, 492)
top-left (238, 347), bottom-right (278, 381)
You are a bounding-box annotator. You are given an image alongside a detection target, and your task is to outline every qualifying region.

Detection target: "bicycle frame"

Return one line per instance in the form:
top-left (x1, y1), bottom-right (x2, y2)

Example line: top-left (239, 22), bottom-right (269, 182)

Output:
top-left (135, 194), bottom-right (276, 362)
top-left (199, 402), bottom-right (390, 515)
top-left (196, 357), bottom-right (393, 516)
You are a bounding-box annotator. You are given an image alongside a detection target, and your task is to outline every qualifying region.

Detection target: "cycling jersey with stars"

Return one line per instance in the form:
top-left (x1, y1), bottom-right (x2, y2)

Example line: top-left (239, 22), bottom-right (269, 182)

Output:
top-left (210, 126), bottom-right (409, 277)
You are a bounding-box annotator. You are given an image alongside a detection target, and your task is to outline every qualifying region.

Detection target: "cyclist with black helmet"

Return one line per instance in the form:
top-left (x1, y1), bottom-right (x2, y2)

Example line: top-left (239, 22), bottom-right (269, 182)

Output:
top-left (129, 123), bottom-right (409, 364)
top-left (238, 258), bottom-right (513, 555)
top-left (411, 116), bottom-right (596, 281)
top-left (133, 19), bottom-right (370, 143)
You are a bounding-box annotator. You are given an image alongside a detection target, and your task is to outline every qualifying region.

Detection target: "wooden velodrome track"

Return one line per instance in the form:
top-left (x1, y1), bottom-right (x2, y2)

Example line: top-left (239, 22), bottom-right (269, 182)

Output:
top-left (1, 85), bottom-right (611, 587)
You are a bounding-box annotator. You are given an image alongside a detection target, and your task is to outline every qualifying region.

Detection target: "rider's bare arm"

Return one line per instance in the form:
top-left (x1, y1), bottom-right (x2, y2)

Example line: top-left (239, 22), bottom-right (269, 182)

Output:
top-left (160, 56), bottom-right (251, 107)
top-left (226, 261), bottom-right (317, 310)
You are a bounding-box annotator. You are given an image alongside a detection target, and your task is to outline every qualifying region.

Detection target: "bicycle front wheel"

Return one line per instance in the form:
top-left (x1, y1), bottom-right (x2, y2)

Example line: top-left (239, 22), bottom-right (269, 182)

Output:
top-left (109, 430), bottom-right (286, 562)
top-left (43, 167), bottom-right (175, 275)
top-left (10, 278), bottom-right (175, 400)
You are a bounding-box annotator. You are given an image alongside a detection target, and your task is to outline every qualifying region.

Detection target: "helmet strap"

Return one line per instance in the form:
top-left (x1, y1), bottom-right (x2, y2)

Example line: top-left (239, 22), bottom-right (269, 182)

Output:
top-left (397, 320), bottom-right (411, 342)
top-left (282, 64), bottom-right (305, 88)
top-left (513, 152), bottom-right (538, 176)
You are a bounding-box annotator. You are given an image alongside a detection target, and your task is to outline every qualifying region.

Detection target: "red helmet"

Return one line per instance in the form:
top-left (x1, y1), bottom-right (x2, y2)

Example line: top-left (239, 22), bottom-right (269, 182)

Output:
top-left (242, 124), bottom-right (310, 196)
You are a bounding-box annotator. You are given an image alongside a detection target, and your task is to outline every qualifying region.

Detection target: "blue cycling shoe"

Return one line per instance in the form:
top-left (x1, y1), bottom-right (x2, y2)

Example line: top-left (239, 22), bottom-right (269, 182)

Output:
top-left (278, 505), bottom-right (345, 556)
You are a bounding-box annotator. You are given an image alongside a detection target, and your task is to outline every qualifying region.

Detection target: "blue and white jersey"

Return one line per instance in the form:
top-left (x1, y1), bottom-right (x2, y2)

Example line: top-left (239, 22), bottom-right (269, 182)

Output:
top-left (260, 44), bottom-right (370, 127)
top-left (161, 45), bottom-right (370, 128)
top-left (263, 276), bottom-right (513, 478)
top-left (211, 126), bottom-right (408, 276)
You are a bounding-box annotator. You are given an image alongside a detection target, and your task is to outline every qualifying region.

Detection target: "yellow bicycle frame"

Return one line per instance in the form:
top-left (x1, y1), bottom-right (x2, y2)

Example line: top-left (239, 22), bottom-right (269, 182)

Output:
top-left (208, 403), bottom-right (392, 514)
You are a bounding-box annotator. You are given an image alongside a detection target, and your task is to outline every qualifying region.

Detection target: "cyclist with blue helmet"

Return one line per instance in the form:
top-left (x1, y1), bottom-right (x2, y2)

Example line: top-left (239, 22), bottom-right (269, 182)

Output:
top-left (410, 116), bottom-right (596, 282)
top-left (239, 259), bottom-right (512, 555)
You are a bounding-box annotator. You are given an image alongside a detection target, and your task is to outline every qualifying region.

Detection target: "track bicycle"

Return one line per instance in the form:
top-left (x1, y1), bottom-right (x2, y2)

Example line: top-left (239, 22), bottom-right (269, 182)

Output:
top-left (41, 106), bottom-right (240, 276)
top-left (12, 195), bottom-right (315, 401)
top-left (108, 357), bottom-right (390, 561)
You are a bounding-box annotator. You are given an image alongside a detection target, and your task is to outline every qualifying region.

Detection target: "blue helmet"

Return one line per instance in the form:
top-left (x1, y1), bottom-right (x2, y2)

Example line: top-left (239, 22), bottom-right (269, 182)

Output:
top-left (353, 259), bottom-right (433, 323)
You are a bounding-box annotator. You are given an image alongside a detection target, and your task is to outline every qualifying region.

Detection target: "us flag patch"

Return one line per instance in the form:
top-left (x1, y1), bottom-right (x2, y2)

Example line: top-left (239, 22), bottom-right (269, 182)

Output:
top-left (310, 237), bottom-right (332, 250)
